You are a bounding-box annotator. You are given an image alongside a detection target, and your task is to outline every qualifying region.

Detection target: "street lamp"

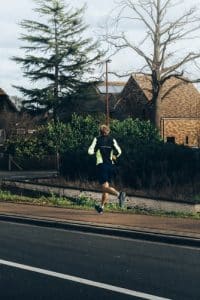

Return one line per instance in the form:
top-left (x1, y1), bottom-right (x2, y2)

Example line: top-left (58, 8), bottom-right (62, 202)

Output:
top-left (105, 59), bottom-right (111, 126)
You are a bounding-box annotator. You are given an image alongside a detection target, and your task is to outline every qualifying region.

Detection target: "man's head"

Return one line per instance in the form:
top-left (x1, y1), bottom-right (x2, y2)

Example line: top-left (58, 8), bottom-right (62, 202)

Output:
top-left (100, 124), bottom-right (110, 136)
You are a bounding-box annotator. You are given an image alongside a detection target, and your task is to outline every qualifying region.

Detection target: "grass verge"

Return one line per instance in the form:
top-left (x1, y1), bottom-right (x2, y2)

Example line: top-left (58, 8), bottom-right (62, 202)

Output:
top-left (0, 189), bottom-right (199, 220)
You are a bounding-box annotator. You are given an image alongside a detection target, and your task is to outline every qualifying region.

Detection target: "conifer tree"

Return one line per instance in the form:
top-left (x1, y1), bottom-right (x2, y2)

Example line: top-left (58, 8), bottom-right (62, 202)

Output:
top-left (13, 0), bottom-right (102, 121)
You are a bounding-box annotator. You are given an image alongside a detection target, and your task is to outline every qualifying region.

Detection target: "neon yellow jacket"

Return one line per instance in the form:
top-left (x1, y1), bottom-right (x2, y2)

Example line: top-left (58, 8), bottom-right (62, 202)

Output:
top-left (88, 135), bottom-right (121, 165)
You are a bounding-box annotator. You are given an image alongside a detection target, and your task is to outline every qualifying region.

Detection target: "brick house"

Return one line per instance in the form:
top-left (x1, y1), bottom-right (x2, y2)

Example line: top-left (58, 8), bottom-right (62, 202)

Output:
top-left (0, 88), bottom-right (18, 145)
top-left (58, 81), bottom-right (125, 121)
top-left (0, 88), bottom-right (42, 143)
top-left (118, 74), bottom-right (200, 147)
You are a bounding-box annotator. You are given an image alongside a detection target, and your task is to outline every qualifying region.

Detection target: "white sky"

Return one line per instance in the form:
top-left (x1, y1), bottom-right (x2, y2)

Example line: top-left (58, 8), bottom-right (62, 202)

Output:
top-left (0, 0), bottom-right (200, 97)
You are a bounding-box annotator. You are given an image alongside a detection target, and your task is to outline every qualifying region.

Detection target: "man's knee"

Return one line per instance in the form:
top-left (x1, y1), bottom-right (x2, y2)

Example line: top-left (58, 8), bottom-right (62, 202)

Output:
top-left (102, 181), bottom-right (109, 187)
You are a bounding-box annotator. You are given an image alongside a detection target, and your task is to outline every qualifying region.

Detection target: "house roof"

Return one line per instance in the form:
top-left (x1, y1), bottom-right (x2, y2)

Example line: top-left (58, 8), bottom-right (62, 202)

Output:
top-left (131, 74), bottom-right (200, 103)
top-left (0, 88), bottom-right (6, 96)
top-left (0, 88), bottom-right (18, 112)
top-left (97, 81), bottom-right (126, 94)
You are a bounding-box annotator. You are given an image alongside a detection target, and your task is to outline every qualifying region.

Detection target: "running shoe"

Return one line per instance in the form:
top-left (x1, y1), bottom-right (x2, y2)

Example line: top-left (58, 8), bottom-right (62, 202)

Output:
top-left (118, 192), bottom-right (126, 207)
top-left (95, 204), bottom-right (103, 214)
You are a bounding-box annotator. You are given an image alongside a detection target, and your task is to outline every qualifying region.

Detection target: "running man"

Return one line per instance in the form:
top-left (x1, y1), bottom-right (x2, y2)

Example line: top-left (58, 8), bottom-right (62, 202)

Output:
top-left (88, 124), bottom-right (126, 214)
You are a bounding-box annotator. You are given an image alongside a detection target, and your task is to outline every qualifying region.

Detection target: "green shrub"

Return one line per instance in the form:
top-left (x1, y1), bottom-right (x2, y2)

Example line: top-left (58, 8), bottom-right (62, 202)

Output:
top-left (5, 113), bottom-right (199, 198)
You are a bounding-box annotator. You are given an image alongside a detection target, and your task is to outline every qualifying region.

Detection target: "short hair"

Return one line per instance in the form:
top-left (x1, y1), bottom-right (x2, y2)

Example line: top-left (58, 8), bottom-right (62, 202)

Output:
top-left (99, 124), bottom-right (110, 135)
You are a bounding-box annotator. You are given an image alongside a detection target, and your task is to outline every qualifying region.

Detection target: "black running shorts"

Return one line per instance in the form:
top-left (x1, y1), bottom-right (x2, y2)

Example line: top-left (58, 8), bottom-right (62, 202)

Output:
top-left (97, 163), bottom-right (115, 185)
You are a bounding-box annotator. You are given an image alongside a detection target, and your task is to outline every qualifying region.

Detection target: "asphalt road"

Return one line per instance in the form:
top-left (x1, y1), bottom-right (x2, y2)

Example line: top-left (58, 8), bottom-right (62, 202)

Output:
top-left (0, 221), bottom-right (199, 300)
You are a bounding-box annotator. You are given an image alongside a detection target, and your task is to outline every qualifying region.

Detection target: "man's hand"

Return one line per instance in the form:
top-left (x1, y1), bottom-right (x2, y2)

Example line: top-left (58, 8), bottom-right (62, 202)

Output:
top-left (112, 155), bottom-right (117, 161)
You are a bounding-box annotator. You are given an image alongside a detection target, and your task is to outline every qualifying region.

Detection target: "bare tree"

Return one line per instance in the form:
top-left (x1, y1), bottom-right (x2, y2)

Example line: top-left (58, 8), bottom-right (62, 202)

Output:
top-left (104, 0), bottom-right (200, 127)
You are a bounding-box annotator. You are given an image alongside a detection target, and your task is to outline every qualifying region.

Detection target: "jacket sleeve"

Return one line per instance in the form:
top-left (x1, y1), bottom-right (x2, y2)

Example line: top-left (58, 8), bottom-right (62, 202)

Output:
top-left (88, 137), bottom-right (97, 155)
top-left (113, 139), bottom-right (122, 157)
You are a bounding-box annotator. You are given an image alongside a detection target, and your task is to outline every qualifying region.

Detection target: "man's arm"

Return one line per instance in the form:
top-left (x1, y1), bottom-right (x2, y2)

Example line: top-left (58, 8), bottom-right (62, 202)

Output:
top-left (113, 138), bottom-right (122, 158)
top-left (88, 137), bottom-right (97, 155)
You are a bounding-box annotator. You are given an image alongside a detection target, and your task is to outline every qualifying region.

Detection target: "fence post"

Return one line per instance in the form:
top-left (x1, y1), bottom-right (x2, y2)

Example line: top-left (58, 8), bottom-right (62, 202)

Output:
top-left (8, 154), bottom-right (11, 171)
top-left (56, 151), bottom-right (60, 174)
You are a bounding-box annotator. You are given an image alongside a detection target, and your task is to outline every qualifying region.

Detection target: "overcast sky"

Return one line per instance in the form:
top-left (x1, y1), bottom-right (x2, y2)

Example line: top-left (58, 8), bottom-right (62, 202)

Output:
top-left (0, 0), bottom-right (199, 97)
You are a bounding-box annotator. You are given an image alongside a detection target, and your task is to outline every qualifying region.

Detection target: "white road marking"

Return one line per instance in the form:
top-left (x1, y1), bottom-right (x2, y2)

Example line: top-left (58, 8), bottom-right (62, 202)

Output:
top-left (0, 259), bottom-right (172, 300)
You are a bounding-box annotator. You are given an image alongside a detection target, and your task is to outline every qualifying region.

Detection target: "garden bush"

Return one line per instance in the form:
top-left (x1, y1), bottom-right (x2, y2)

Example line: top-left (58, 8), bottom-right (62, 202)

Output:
top-left (5, 114), bottom-right (200, 199)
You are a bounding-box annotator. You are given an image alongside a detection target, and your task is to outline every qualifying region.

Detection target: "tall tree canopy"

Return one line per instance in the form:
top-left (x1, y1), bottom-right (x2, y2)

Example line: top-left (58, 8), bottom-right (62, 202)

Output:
top-left (13, 0), bottom-right (102, 121)
top-left (104, 0), bottom-right (200, 126)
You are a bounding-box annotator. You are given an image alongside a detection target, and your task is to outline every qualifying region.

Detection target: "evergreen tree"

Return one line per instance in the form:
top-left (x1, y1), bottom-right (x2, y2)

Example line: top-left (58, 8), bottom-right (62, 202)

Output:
top-left (13, 0), bottom-right (102, 121)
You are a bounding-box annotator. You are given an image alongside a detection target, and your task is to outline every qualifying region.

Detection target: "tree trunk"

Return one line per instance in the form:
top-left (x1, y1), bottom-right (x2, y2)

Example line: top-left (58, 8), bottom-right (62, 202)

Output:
top-left (150, 70), bottom-right (162, 129)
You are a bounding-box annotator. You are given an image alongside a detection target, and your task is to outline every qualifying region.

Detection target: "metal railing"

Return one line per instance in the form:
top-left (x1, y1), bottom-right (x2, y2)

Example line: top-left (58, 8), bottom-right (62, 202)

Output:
top-left (0, 153), bottom-right (58, 171)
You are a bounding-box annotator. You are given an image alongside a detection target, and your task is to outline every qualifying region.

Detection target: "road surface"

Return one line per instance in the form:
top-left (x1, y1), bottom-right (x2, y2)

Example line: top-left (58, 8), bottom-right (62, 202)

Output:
top-left (0, 221), bottom-right (199, 300)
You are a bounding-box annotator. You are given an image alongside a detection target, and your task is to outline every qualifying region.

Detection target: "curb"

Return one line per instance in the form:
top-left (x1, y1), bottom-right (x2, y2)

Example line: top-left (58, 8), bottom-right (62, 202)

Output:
top-left (0, 213), bottom-right (200, 248)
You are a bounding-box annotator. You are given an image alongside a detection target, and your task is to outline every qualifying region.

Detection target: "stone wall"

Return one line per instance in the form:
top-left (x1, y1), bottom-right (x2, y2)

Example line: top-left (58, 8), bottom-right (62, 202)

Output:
top-left (161, 118), bottom-right (200, 147)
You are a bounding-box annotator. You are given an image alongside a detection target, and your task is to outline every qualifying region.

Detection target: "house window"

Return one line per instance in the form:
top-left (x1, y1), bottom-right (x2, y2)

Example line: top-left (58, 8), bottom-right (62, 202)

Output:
top-left (185, 136), bottom-right (189, 145)
top-left (166, 136), bottom-right (175, 144)
top-left (16, 128), bottom-right (26, 135)
top-left (27, 129), bottom-right (36, 134)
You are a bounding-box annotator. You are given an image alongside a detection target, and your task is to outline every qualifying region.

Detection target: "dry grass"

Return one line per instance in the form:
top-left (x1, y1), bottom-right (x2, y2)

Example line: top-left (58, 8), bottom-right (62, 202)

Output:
top-left (35, 176), bottom-right (200, 203)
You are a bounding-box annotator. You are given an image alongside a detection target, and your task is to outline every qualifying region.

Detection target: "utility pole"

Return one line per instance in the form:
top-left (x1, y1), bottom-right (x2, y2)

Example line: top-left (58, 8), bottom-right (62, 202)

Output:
top-left (105, 59), bottom-right (111, 126)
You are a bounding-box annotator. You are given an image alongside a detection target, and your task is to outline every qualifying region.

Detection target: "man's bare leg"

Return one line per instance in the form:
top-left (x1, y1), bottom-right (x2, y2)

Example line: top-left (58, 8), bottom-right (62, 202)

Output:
top-left (101, 182), bottom-right (119, 208)
top-left (95, 182), bottom-right (122, 213)
top-left (102, 182), bottom-right (119, 196)
top-left (101, 192), bottom-right (108, 208)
